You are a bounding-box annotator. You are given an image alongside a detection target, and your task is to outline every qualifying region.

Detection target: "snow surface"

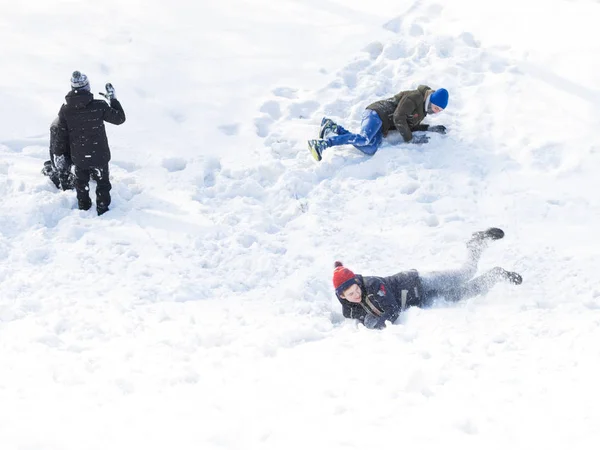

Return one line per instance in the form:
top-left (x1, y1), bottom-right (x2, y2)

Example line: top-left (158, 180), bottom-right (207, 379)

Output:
top-left (1, 0), bottom-right (600, 449)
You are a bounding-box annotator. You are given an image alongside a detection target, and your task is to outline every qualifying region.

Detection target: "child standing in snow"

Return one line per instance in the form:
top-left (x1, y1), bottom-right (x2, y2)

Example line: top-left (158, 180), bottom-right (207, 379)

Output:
top-left (56, 71), bottom-right (126, 215)
top-left (41, 117), bottom-right (74, 191)
top-left (308, 85), bottom-right (449, 161)
top-left (333, 228), bottom-right (522, 329)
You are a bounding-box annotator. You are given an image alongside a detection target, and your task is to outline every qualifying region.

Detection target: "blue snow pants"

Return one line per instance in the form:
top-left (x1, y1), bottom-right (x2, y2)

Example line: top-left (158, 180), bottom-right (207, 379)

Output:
top-left (326, 109), bottom-right (383, 156)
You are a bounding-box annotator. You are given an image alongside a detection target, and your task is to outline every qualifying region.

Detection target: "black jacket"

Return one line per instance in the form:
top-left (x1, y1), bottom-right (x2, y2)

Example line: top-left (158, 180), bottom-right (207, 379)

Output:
top-left (57, 90), bottom-right (126, 168)
top-left (366, 85), bottom-right (431, 142)
top-left (337, 271), bottom-right (423, 329)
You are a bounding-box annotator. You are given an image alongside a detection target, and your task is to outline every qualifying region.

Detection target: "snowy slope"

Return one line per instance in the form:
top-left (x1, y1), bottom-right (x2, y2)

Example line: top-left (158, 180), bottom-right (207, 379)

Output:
top-left (1, 0), bottom-right (600, 449)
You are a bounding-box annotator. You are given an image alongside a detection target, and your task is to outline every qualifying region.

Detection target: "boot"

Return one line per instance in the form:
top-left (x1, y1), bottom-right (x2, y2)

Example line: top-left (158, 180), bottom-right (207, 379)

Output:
top-left (471, 227), bottom-right (504, 242)
top-left (491, 267), bottom-right (523, 285)
top-left (467, 227), bottom-right (504, 249)
top-left (444, 267), bottom-right (523, 303)
top-left (466, 227), bottom-right (505, 259)
top-left (78, 196), bottom-right (92, 211)
top-left (308, 139), bottom-right (329, 162)
top-left (97, 202), bottom-right (109, 216)
top-left (319, 117), bottom-right (340, 139)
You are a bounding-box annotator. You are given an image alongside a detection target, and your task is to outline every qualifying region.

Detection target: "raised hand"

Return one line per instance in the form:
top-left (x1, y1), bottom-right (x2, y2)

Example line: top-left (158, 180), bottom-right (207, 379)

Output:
top-left (100, 83), bottom-right (116, 101)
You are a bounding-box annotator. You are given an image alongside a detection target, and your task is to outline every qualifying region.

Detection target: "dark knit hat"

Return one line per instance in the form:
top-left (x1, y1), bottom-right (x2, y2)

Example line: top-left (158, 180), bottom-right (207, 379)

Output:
top-left (70, 71), bottom-right (90, 91)
top-left (333, 261), bottom-right (357, 295)
top-left (430, 88), bottom-right (449, 109)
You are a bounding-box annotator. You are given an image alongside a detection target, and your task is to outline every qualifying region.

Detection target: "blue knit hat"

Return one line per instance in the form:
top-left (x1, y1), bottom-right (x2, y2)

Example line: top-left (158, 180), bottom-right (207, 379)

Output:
top-left (430, 88), bottom-right (449, 109)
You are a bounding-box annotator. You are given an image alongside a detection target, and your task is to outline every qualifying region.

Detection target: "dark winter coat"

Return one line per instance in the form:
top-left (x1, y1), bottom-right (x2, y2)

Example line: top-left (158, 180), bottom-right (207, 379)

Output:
top-left (57, 90), bottom-right (126, 169)
top-left (366, 85), bottom-right (432, 142)
top-left (336, 271), bottom-right (423, 329)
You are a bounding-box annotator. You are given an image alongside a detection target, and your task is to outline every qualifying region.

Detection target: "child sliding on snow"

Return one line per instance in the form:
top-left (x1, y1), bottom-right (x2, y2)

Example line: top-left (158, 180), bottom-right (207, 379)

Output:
top-left (333, 227), bottom-right (522, 329)
top-left (308, 85), bottom-right (449, 161)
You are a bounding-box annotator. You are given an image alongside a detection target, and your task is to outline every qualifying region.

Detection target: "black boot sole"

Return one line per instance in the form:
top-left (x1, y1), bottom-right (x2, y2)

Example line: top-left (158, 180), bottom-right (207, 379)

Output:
top-left (471, 227), bottom-right (504, 241)
top-left (505, 271), bottom-right (523, 285)
top-left (491, 267), bottom-right (523, 285)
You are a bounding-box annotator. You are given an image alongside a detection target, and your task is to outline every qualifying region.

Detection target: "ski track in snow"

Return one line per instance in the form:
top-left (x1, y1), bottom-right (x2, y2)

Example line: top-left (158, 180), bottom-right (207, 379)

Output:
top-left (1, 0), bottom-right (600, 449)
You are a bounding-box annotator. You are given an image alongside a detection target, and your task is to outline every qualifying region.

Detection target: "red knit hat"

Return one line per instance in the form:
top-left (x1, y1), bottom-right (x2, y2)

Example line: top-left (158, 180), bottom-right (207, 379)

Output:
top-left (333, 261), bottom-right (357, 295)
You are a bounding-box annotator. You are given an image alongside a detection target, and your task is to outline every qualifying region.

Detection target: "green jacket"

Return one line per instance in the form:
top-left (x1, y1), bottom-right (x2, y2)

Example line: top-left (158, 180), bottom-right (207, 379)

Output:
top-left (366, 85), bottom-right (432, 142)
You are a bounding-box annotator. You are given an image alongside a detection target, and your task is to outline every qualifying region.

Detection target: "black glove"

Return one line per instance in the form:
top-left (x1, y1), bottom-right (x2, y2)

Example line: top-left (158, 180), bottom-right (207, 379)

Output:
top-left (99, 83), bottom-right (116, 101)
top-left (428, 125), bottom-right (447, 134)
top-left (411, 135), bottom-right (430, 144)
top-left (59, 172), bottom-right (75, 191)
top-left (364, 314), bottom-right (386, 330)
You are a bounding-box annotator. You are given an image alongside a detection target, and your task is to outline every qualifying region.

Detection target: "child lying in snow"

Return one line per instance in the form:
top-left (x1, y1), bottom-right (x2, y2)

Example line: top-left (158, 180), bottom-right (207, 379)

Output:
top-left (333, 228), bottom-right (522, 329)
top-left (308, 85), bottom-right (449, 161)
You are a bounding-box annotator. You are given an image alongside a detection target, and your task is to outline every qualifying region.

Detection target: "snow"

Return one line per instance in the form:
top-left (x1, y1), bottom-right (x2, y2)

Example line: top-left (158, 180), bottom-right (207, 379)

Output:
top-left (1, 0), bottom-right (600, 449)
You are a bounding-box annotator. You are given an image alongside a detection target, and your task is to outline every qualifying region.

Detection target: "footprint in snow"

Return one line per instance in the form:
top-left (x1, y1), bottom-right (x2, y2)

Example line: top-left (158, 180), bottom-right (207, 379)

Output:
top-left (528, 144), bottom-right (564, 171)
top-left (272, 86), bottom-right (298, 99)
top-left (112, 160), bottom-right (140, 173)
top-left (400, 181), bottom-right (420, 195)
top-left (434, 39), bottom-right (455, 59)
top-left (265, 134), bottom-right (297, 160)
top-left (218, 123), bottom-right (239, 136)
top-left (169, 110), bottom-right (186, 124)
top-left (255, 96), bottom-right (290, 137)
top-left (409, 23), bottom-right (424, 37)
top-left (254, 116), bottom-right (274, 138)
top-left (116, 177), bottom-right (142, 201)
top-left (425, 3), bottom-right (444, 18)
top-left (383, 16), bottom-right (403, 33)
top-left (287, 100), bottom-right (319, 120)
top-left (424, 214), bottom-right (440, 227)
top-left (26, 247), bottom-right (53, 265)
top-left (162, 157), bottom-right (187, 172)
top-left (362, 41), bottom-right (384, 59)
top-left (260, 100), bottom-right (282, 120)
top-left (194, 157), bottom-right (221, 190)
top-left (339, 59), bottom-right (371, 88)
top-left (382, 42), bottom-right (409, 60)
top-left (322, 99), bottom-right (354, 119)
top-left (460, 32), bottom-right (480, 48)
top-left (416, 192), bottom-right (439, 204)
